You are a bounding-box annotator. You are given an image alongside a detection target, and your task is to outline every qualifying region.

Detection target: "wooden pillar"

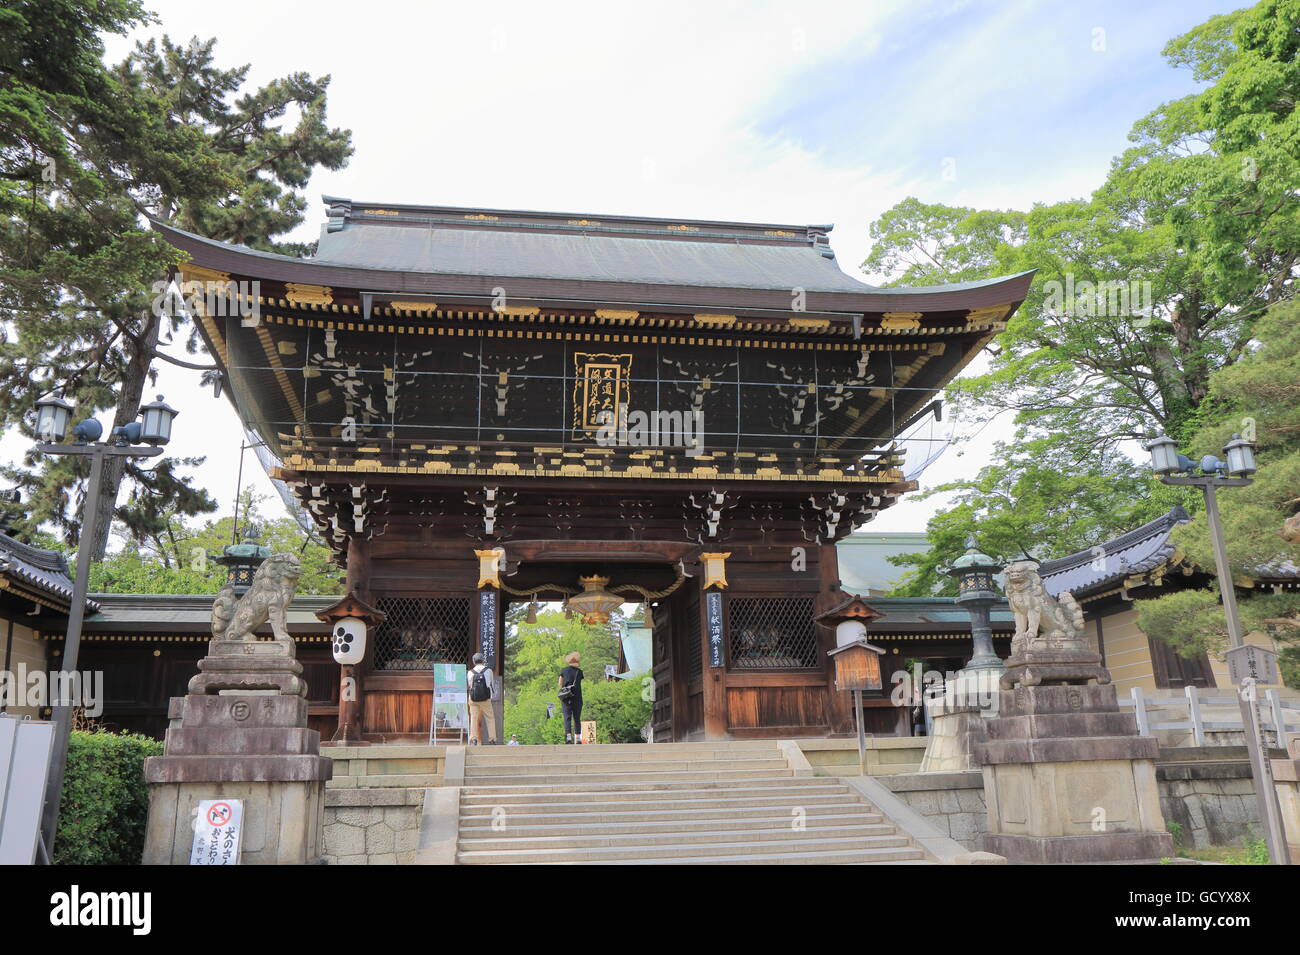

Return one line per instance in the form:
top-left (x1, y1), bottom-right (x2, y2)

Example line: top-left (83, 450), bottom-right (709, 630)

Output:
top-left (817, 543), bottom-right (856, 736)
top-left (700, 553), bottom-right (729, 740)
top-left (333, 534), bottom-right (371, 743)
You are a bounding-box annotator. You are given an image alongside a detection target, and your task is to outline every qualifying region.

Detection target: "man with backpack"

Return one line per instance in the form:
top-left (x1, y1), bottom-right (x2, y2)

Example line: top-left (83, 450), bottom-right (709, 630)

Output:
top-left (467, 652), bottom-right (497, 745)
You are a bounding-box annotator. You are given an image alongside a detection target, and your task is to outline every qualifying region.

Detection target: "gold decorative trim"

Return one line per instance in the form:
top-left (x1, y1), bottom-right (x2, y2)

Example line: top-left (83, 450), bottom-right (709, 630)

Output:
top-left (178, 263), bottom-right (231, 284)
top-left (789, 317), bottom-right (831, 329)
top-left (595, 309), bottom-right (640, 321)
top-left (764, 230), bottom-right (796, 237)
top-left (364, 208), bottom-right (399, 216)
top-left (389, 301), bottom-right (437, 313)
top-left (881, 312), bottom-right (922, 330)
top-left (667, 224), bottom-right (699, 232)
top-left (965, 304), bottom-right (1011, 324)
top-left (494, 305), bottom-right (541, 317)
top-left (693, 313), bottom-right (737, 326)
top-left (568, 219), bottom-right (601, 226)
top-left (464, 213), bottom-right (499, 221)
top-left (285, 283), bottom-right (334, 306)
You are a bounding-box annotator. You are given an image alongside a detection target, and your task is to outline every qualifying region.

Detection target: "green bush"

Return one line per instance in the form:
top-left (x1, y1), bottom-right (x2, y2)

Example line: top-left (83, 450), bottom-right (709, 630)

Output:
top-left (54, 730), bottom-right (162, 865)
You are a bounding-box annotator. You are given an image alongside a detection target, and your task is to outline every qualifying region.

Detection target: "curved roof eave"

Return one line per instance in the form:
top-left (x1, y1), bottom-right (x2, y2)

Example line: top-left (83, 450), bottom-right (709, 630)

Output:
top-left (150, 219), bottom-right (1036, 314)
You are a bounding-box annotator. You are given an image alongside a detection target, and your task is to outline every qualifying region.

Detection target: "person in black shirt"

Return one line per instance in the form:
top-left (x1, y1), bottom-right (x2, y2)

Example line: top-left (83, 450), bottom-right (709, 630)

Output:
top-left (557, 651), bottom-right (584, 744)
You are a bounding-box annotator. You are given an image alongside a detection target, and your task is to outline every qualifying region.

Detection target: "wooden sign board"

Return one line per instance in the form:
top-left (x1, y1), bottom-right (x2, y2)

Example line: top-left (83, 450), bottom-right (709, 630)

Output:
top-left (580, 720), bottom-right (597, 744)
top-left (706, 591), bottom-right (724, 668)
top-left (1226, 644), bottom-right (1279, 687)
top-left (478, 589), bottom-right (499, 667)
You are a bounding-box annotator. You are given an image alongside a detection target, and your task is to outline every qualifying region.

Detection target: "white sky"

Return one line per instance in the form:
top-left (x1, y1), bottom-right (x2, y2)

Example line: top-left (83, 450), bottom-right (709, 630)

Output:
top-left (1, 0), bottom-right (1232, 544)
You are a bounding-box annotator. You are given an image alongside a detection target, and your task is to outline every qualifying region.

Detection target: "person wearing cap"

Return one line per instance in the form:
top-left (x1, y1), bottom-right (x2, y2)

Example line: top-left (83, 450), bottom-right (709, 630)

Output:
top-left (507, 734), bottom-right (520, 746)
top-left (467, 652), bottom-right (497, 745)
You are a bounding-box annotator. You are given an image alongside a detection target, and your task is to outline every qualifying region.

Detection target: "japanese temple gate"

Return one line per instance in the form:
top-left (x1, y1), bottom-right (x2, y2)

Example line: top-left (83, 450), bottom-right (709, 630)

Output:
top-left (157, 198), bottom-right (1032, 741)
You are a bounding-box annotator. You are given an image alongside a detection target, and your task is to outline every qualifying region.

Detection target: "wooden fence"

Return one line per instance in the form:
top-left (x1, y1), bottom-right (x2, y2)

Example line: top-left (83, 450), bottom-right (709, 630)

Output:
top-left (1120, 686), bottom-right (1300, 746)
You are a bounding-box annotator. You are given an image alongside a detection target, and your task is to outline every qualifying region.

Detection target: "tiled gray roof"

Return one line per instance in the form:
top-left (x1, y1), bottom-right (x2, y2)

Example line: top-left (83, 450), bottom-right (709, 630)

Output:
top-left (83, 593), bottom-right (338, 633)
top-left (150, 198), bottom-right (1036, 313)
top-left (0, 532), bottom-right (98, 612)
top-left (1038, 507), bottom-right (1190, 599)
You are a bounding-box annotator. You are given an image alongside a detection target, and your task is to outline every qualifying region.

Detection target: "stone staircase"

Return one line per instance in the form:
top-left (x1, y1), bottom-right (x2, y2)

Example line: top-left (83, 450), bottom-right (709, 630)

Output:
top-left (454, 741), bottom-right (931, 864)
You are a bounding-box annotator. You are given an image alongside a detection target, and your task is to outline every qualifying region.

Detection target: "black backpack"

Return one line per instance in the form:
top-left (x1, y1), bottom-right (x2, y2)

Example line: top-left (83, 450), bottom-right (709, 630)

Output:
top-left (469, 667), bottom-right (491, 702)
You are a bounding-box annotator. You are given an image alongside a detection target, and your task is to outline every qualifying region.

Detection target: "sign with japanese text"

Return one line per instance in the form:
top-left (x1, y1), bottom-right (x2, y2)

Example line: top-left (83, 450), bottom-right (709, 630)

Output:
top-left (1226, 644), bottom-right (1279, 686)
top-left (572, 353), bottom-right (632, 438)
top-left (190, 799), bottom-right (243, 865)
top-left (706, 590), bottom-right (724, 667)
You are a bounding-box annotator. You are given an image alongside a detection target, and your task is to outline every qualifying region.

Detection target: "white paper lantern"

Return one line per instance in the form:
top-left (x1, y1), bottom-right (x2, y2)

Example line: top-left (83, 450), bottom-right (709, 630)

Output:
top-left (836, 618), bottom-right (867, 648)
top-left (331, 617), bottom-right (367, 665)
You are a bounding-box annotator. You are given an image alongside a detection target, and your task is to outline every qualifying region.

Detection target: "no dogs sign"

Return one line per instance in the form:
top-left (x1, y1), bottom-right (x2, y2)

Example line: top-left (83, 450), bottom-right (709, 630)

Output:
top-left (190, 799), bottom-right (244, 865)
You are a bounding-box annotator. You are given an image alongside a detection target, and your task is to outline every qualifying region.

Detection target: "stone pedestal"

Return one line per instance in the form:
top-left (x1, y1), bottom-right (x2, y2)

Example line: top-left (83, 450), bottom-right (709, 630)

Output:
top-left (1273, 733), bottom-right (1300, 864)
top-left (143, 639), bottom-right (332, 865)
top-left (976, 682), bottom-right (1173, 863)
top-left (919, 672), bottom-right (1000, 773)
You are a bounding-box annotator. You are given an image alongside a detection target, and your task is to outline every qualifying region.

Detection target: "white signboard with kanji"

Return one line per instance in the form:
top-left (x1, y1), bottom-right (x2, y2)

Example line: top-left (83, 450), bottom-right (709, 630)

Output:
top-left (189, 799), bottom-right (243, 865)
top-left (1225, 644), bottom-right (1279, 687)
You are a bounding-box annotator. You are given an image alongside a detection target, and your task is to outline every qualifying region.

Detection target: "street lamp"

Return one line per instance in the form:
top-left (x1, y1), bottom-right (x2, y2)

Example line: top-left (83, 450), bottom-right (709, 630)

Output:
top-left (1144, 432), bottom-right (1290, 865)
top-left (32, 397), bottom-right (177, 862)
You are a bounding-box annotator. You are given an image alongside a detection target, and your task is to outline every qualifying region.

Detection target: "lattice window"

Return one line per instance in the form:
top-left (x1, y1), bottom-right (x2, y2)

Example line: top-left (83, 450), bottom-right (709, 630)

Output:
top-left (373, 597), bottom-right (472, 670)
top-left (728, 597), bottom-right (819, 669)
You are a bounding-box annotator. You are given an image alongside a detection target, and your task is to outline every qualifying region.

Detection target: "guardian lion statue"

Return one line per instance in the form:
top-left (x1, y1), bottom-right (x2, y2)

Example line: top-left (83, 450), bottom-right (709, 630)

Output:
top-left (1004, 560), bottom-right (1086, 656)
top-left (211, 553), bottom-right (302, 642)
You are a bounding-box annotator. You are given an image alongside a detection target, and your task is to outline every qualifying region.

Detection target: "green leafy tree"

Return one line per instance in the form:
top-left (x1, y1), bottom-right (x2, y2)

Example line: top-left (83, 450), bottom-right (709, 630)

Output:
top-left (0, 3), bottom-right (352, 558)
top-left (86, 491), bottom-right (339, 595)
top-left (874, 1), bottom-right (1300, 589)
top-left (1137, 300), bottom-right (1300, 685)
top-left (502, 608), bottom-right (651, 743)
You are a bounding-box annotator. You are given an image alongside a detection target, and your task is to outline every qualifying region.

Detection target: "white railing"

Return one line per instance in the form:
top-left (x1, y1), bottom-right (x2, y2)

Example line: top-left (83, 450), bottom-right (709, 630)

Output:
top-left (1120, 685), bottom-right (1300, 746)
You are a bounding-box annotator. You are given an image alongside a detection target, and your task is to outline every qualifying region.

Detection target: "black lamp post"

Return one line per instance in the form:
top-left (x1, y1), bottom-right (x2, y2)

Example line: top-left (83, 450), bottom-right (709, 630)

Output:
top-left (31, 394), bottom-right (178, 862)
top-left (947, 541), bottom-right (1005, 674)
top-left (1144, 431), bottom-right (1290, 865)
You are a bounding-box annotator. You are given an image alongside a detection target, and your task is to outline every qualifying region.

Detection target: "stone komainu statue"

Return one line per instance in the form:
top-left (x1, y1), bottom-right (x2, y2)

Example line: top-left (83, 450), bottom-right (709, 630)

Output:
top-left (211, 553), bottom-right (303, 642)
top-left (1003, 559), bottom-right (1086, 656)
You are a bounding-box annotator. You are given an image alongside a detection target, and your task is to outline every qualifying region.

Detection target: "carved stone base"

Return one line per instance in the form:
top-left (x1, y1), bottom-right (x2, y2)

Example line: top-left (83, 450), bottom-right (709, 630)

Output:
top-left (144, 638), bottom-right (331, 864)
top-left (1000, 649), bottom-right (1110, 688)
top-left (975, 684), bottom-right (1172, 864)
top-left (186, 638), bottom-right (307, 698)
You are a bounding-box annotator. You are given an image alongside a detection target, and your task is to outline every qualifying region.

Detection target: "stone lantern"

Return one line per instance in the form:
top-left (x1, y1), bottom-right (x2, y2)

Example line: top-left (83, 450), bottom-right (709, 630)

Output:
top-left (213, 525), bottom-right (272, 595)
top-left (946, 540), bottom-right (1005, 674)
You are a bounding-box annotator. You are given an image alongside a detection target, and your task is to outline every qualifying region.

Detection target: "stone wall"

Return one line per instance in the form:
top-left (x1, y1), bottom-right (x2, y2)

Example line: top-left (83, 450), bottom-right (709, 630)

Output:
top-left (879, 750), bottom-right (1270, 853)
top-left (879, 770), bottom-right (988, 850)
top-left (1157, 748), bottom-right (1262, 849)
top-left (796, 737), bottom-right (926, 776)
top-left (323, 788), bottom-right (424, 865)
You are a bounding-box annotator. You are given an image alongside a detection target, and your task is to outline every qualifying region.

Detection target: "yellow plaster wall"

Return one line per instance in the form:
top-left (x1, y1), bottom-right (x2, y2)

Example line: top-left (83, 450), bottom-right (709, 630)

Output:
top-left (1, 619), bottom-right (48, 718)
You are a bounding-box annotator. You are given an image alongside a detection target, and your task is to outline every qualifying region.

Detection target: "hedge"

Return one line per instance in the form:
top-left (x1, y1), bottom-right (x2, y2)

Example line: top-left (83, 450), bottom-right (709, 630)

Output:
top-left (54, 730), bottom-right (162, 865)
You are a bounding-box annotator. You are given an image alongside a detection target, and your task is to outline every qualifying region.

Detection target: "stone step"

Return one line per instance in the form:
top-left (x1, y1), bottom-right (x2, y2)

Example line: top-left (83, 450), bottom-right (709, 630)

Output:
top-left (459, 798), bottom-right (871, 821)
top-left (620, 846), bottom-right (931, 865)
top-left (463, 757), bottom-right (788, 776)
top-left (457, 833), bottom-right (913, 864)
top-left (465, 747), bottom-right (779, 763)
top-left (465, 738), bottom-right (774, 753)
top-left (459, 821), bottom-right (898, 848)
top-left (462, 769), bottom-right (796, 787)
top-left (460, 781), bottom-right (847, 804)
top-left (459, 775), bottom-right (834, 796)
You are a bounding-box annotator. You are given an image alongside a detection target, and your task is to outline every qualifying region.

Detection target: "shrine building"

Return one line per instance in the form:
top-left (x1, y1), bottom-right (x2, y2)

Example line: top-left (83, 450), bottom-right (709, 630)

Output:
top-left (136, 199), bottom-right (1034, 742)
